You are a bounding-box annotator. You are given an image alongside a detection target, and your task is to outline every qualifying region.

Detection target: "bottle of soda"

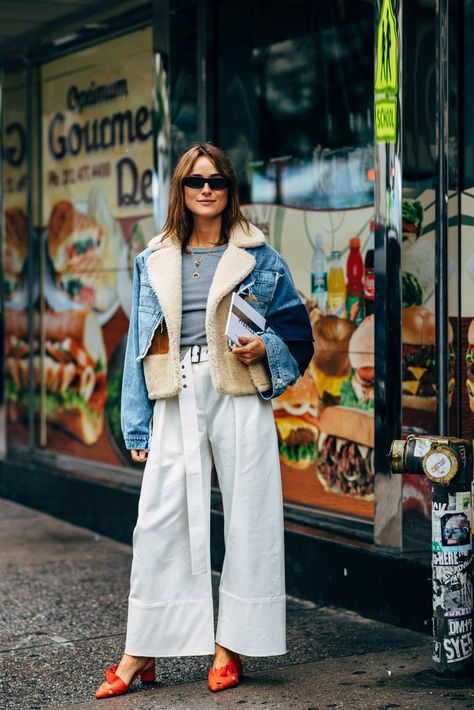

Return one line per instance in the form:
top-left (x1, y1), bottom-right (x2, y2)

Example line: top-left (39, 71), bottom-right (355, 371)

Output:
top-left (364, 222), bottom-right (375, 317)
top-left (327, 250), bottom-right (347, 318)
top-left (346, 237), bottom-right (364, 325)
top-left (311, 233), bottom-right (327, 312)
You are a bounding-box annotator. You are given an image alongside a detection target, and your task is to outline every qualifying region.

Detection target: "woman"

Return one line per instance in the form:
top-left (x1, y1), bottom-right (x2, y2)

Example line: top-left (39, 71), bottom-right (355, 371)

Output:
top-left (96, 143), bottom-right (313, 698)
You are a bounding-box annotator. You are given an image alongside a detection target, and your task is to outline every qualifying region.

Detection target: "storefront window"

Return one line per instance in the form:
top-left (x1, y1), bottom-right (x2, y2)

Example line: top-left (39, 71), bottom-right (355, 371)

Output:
top-left (461, 0), bottom-right (474, 441)
top-left (400, 0), bottom-right (461, 547)
top-left (3, 71), bottom-right (30, 448)
top-left (170, 1), bottom-right (199, 162)
top-left (399, 0), bottom-right (436, 546)
top-left (216, 0), bottom-right (375, 519)
top-left (401, 0), bottom-right (437, 438)
top-left (37, 27), bottom-right (154, 466)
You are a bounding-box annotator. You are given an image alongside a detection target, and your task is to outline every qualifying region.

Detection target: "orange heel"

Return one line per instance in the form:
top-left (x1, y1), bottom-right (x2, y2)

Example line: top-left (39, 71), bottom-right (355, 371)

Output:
top-left (207, 656), bottom-right (242, 692)
top-left (95, 660), bottom-right (155, 699)
top-left (140, 666), bottom-right (156, 683)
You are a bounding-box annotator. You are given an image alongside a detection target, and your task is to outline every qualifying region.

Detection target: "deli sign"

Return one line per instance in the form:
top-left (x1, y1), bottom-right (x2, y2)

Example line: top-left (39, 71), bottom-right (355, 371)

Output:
top-left (42, 27), bottom-right (154, 218)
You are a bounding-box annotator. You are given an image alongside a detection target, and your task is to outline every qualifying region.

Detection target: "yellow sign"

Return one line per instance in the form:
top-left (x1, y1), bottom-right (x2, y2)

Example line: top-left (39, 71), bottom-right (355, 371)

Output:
top-left (375, 98), bottom-right (397, 143)
top-left (375, 0), bottom-right (398, 95)
top-left (42, 27), bottom-right (154, 220)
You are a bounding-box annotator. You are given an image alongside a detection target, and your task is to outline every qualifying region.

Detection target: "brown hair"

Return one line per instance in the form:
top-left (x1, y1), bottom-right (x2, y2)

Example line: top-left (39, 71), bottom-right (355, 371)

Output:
top-left (161, 143), bottom-right (249, 250)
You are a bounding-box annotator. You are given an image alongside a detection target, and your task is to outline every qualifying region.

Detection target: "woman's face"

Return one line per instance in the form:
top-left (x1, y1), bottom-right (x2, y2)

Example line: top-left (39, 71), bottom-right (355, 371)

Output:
top-left (184, 156), bottom-right (229, 220)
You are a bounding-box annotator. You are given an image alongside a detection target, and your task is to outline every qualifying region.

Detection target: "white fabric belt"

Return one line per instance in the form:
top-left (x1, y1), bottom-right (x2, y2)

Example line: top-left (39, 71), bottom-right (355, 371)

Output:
top-left (178, 346), bottom-right (208, 575)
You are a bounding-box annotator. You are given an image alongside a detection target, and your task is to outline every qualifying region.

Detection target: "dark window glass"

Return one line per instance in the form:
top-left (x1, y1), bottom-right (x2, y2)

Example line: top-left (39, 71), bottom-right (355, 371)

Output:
top-left (170, 1), bottom-right (199, 164)
top-left (215, 0), bottom-right (374, 209)
top-left (402, 0), bottom-right (436, 188)
top-left (464, 0), bottom-right (474, 187)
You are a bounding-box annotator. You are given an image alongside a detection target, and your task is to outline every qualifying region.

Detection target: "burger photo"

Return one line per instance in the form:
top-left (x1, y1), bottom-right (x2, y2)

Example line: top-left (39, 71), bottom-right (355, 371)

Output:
top-left (314, 314), bottom-right (375, 499)
top-left (4, 206), bottom-right (27, 300)
top-left (315, 405), bottom-right (374, 499)
top-left (272, 369), bottom-right (319, 470)
top-left (402, 306), bottom-right (455, 411)
top-left (466, 318), bottom-right (474, 411)
top-left (5, 308), bottom-right (107, 445)
top-left (310, 314), bottom-right (356, 410)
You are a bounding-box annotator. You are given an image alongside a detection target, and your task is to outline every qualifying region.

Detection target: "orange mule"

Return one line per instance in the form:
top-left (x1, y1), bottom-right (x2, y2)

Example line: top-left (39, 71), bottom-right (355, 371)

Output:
top-left (95, 660), bottom-right (156, 699)
top-left (207, 656), bottom-right (243, 692)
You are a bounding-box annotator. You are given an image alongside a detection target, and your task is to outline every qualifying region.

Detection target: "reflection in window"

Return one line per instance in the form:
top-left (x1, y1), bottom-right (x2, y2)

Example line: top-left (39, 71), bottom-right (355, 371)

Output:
top-left (218, 0), bottom-right (374, 209)
top-left (170, 3), bottom-right (198, 165)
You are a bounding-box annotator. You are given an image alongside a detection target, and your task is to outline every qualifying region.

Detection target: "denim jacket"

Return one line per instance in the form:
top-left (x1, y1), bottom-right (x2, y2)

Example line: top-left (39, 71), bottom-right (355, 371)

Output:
top-left (121, 223), bottom-right (314, 450)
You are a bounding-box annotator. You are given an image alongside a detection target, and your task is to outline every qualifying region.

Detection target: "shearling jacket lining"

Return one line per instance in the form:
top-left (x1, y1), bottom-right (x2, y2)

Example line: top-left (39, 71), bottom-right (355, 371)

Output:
top-left (120, 222), bottom-right (314, 450)
top-left (144, 223), bottom-right (271, 398)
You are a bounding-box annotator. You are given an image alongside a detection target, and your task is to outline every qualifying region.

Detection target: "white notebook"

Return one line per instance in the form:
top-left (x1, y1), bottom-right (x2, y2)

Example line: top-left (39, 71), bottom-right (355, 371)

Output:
top-left (225, 292), bottom-right (266, 345)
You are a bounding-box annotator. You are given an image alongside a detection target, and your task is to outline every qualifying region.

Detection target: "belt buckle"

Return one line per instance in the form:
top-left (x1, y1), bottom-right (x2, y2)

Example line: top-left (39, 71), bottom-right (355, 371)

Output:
top-left (190, 345), bottom-right (201, 363)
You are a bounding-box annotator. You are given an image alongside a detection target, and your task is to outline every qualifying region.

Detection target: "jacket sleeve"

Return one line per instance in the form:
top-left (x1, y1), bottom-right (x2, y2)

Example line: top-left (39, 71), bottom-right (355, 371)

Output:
top-left (121, 257), bottom-right (154, 450)
top-left (259, 255), bottom-right (314, 400)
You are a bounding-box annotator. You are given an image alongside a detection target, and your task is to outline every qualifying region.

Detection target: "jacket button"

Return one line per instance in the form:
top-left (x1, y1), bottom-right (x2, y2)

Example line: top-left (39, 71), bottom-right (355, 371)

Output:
top-left (183, 384), bottom-right (187, 389)
top-left (182, 374), bottom-right (186, 379)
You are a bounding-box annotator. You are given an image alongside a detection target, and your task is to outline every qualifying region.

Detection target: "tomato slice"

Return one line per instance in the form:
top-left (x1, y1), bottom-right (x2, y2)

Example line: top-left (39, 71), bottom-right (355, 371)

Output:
top-left (357, 366), bottom-right (375, 381)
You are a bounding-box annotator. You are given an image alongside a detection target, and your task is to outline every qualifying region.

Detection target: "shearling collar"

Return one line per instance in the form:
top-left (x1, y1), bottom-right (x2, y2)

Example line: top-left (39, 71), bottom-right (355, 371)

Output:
top-left (145, 221), bottom-right (264, 363)
top-left (147, 221), bottom-right (266, 251)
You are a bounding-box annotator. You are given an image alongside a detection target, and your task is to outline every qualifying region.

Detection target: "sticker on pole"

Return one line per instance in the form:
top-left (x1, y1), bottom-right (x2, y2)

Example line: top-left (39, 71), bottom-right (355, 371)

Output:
top-left (433, 564), bottom-right (473, 612)
top-left (414, 438), bottom-right (432, 458)
top-left (433, 512), bottom-right (472, 554)
top-left (422, 446), bottom-right (458, 485)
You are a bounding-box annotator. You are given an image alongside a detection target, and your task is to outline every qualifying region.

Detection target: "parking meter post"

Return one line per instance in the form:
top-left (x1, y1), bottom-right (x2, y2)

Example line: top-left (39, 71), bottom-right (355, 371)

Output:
top-left (389, 436), bottom-right (474, 677)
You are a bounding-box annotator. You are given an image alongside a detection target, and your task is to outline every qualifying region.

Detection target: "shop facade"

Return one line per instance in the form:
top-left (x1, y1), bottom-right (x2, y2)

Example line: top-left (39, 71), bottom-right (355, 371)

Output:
top-left (0, 0), bottom-right (467, 624)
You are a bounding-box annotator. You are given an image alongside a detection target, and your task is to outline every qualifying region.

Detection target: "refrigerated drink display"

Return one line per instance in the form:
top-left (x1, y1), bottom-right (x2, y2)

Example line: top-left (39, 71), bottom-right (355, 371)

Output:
top-left (311, 233), bottom-right (328, 312)
top-left (346, 237), bottom-right (364, 325)
top-left (364, 222), bottom-right (375, 317)
top-left (327, 250), bottom-right (347, 318)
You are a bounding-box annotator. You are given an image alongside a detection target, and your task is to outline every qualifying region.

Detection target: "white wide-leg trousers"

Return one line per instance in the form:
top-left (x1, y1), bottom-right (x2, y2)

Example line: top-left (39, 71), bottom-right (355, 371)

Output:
top-left (124, 355), bottom-right (286, 658)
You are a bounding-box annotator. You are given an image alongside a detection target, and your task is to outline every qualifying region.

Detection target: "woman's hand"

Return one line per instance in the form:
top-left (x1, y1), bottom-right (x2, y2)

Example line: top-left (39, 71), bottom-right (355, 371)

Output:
top-left (232, 336), bottom-right (267, 365)
top-left (131, 449), bottom-right (148, 463)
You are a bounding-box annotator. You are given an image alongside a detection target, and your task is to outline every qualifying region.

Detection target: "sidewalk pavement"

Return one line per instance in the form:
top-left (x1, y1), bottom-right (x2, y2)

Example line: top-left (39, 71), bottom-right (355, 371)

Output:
top-left (0, 498), bottom-right (472, 710)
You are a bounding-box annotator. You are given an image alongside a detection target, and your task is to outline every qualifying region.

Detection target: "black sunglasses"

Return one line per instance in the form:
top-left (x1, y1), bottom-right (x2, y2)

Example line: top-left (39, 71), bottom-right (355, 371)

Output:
top-left (182, 176), bottom-right (230, 190)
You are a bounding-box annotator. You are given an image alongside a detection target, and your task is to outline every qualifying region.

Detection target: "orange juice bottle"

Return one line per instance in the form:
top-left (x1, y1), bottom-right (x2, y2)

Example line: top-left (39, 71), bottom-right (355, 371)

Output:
top-left (327, 250), bottom-right (347, 318)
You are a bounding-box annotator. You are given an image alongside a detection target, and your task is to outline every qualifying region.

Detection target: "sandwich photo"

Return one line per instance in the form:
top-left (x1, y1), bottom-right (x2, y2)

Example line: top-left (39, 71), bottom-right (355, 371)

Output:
top-left (272, 369), bottom-right (319, 470)
top-left (5, 308), bottom-right (107, 445)
top-left (402, 306), bottom-right (455, 411)
top-left (310, 314), bottom-right (356, 410)
top-left (466, 318), bottom-right (474, 412)
top-left (402, 200), bottom-right (424, 245)
top-left (316, 405), bottom-right (374, 499)
top-left (340, 314), bottom-right (374, 409)
top-left (402, 239), bottom-right (435, 308)
top-left (4, 206), bottom-right (28, 300)
top-left (47, 197), bottom-right (118, 313)
top-left (401, 199), bottom-right (436, 308)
